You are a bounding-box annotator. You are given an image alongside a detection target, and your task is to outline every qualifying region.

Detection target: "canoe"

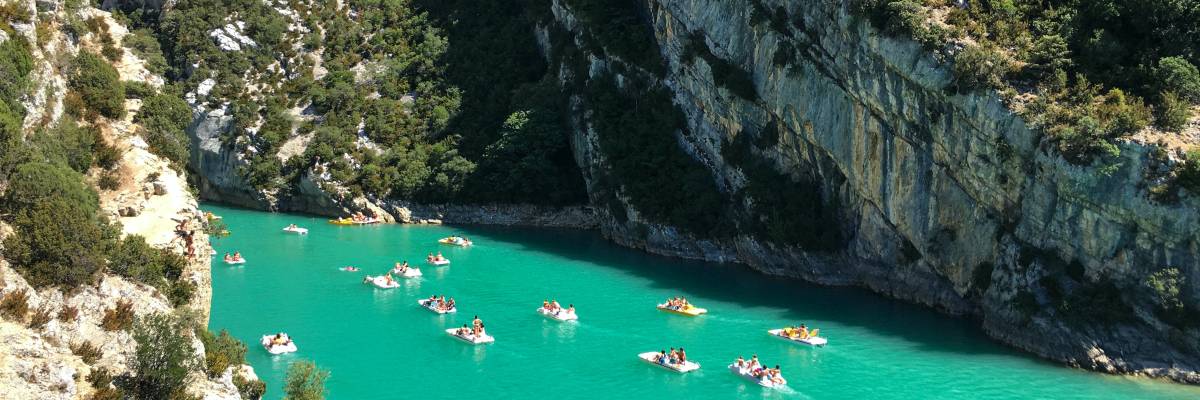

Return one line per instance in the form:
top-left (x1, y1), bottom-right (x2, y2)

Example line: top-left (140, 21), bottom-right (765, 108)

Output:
top-left (728, 364), bottom-right (787, 388)
top-left (638, 352), bottom-right (700, 373)
top-left (391, 267), bottom-right (423, 278)
top-left (445, 328), bottom-right (494, 345)
top-left (439, 237), bottom-right (472, 247)
top-left (328, 218), bottom-right (381, 226)
top-left (657, 304), bottom-right (707, 316)
top-left (261, 334), bottom-right (297, 355)
top-left (536, 307), bottom-right (578, 322)
top-left (364, 276), bottom-right (399, 289)
top-left (418, 299), bottom-right (456, 314)
top-left (282, 226), bottom-right (308, 234)
top-left (767, 329), bottom-right (828, 346)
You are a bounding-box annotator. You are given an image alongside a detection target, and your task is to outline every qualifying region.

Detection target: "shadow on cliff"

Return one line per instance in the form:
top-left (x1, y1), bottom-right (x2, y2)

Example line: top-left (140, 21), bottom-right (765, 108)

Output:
top-left (449, 224), bottom-right (1031, 359)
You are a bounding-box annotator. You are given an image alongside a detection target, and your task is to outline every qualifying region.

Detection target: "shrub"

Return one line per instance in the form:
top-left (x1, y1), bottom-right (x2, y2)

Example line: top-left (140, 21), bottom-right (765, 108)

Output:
top-left (283, 360), bottom-right (329, 400)
top-left (0, 289), bottom-right (30, 321)
top-left (167, 280), bottom-right (195, 308)
top-left (1177, 149), bottom-right (1200, 194)
top-left (1156, 91), bottom-right (1192, 132)
top-left (124, 81), bottom-right (157, 99)
top-left (129, 313), bottom-right (200, 400)
top-left (32, 119), bottom-right (96, 172)
top-left (3, 198), bottom-right (112, 288)
top-left (101, 300), bottom-right (135, 331)
top-left (70, 52), bottom-right (125, 119)
top-left (234, 374), bottom-right (266, 400)
top-left (1156, 57), bottom-right (1200, 103)
top-left (59, 305), bottom-right (78, 322)
top-left (98, 172), bottom-right (121, 190)
top-left (71, 341), bottom-right (104, 364)
top-left (94, 137), bottom-right (122, 170)
top-left (108, 235), bottom-right (169, 286)
top-left (87, 367), bottom-right (124, 400)
top-left (122, 29), bottom-right (168, 75)
top-left (3, 161), bottom-right (98, 215)
top-left (952, 45), bottom-right (1010, 92)
top-left (28, 305), bottom-right (53, 329)
top-left (198, 329), bottom-right (247, 378)
top-left (135, 93), bottom-right (192, 167)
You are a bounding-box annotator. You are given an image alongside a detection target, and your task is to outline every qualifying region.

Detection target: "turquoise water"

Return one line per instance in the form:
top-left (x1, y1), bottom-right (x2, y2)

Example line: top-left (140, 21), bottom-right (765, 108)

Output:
top-left (206, 204), bottom-right (1200, 399)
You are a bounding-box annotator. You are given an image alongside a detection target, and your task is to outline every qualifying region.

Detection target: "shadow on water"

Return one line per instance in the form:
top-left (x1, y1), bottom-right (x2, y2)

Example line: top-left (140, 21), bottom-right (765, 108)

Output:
top-left (445, 224), bottom-right (1020, 359)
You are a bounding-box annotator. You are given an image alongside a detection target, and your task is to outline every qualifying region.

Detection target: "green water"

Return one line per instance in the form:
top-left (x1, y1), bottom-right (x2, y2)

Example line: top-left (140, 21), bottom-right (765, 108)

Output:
top-left (205, 204), bottom-right (1200, 399)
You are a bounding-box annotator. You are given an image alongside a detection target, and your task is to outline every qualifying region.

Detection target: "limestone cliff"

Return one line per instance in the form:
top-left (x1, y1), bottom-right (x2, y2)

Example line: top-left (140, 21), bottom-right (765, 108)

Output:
top-left (0, 2), bottom-right (257, 398)
top-left (545, 0), bottom-right (1200, 383)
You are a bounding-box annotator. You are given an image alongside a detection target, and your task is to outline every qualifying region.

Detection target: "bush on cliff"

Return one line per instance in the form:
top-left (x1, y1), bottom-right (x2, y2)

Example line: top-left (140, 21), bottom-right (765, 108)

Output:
top-left (69, 52), bottom-right (125, 120)
top-left (135, 91), bottom-right (193, 168)
top-left (198, 328), bottom-right (247, 378)
top-left (3, 161), bottom-right (98, 215)
top-left (3, 198), bottom-right (114, 288)
top-left (283, 360), bottom-right (329, 400)
top-left (128, 313), bottom-right (199, 400)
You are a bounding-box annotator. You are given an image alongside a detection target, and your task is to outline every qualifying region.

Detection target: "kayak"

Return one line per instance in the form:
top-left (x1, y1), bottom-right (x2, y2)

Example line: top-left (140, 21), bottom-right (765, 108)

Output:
top-left (328, 218), bottom-right (379, 224)
top-left (445, 328), bottom-right (494, 345)
top-left (657, 304), bottom-right (707, 316)
top-left (417, 299), bottom-right (456, 314)
top-left (224, 259), bottom-right (246, 265)
top-left (261, 334), bottom-right (297, 355)
top-left (439, 237), bottom-right (472, 247)
top-left (427, 259), bottom-right (450, 266)
top-left (364, 275), bottom-right (400, 289)
top-left (767, 329), bottom-right (828, 346)
top-left (536, 307), bottom-right (578, 322)
top-left (390, 267), bottom-right (423, 278)
top-left (728, 364), bottom-right (787, 388)
top-left (282, 226), bottom-right (308, 235)
top-left (638, 352), bottom-right (700, 373)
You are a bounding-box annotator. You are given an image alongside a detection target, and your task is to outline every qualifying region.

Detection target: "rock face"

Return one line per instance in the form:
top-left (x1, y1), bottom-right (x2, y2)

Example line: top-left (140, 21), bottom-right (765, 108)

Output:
top-left (545, 0), bottom-right (1200, 383)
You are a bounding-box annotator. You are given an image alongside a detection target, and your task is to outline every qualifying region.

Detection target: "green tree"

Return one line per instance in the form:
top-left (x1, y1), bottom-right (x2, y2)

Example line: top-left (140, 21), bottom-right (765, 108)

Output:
top-left (4, 161), bottom-right (98, 216)
top-left (70, 52), bottom-right (125, 119)
top-left (136, 91), bottom-right (193, 166)
top-left (1156, 91), bottom-right (1192, 132)
top-left (1156, 57), bottom-right (1200, 103)
top-left (283, 360), bottom-right (329, 400)
top-left (198, 329), bottom-right (247, 378)
top-left (3, 198), bottom-right (113, 288)
top-left (129, 313), bottom-right (199, 400)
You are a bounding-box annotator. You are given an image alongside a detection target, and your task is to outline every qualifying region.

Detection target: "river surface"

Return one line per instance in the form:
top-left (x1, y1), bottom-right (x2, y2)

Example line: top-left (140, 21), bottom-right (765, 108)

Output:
top-left (205, 204), bottom-right (1200, 399)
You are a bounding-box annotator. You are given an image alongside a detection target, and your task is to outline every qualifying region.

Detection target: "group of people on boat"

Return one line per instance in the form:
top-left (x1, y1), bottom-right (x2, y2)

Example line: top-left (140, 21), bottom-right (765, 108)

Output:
top-left (453, 315), bottom-right (486, 337)
top-left (540, 300), bottom-right (575, 316)
top-left (662, 296), bottom-right (693, 311)
top-left (393, 261), bottom-right (413, 274)
top-left (778, 324), bottom-right (818, 339)
top-left (653, 347), bottom-right (689, 366)
top-left (733, 355), bottom-right (786, 385)
top-left (444, 236), bottom-right (470, 245)
top-left (426, 252), bottom-right (448, 263)
top-left (223, 252), bottom-right (244, 263)
top-left (349, 211), bottom-right (374, 223)
top-left (424, 295), bottom-right (456, 312)
top-left (366, 274), bottom-right (396, 285)
top-left (268, 333), bottom-right (293, 347)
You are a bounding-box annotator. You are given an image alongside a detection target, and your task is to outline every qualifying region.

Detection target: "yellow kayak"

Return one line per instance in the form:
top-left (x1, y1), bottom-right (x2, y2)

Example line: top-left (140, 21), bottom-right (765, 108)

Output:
top-left (657, 304), bottom-right (707, 316)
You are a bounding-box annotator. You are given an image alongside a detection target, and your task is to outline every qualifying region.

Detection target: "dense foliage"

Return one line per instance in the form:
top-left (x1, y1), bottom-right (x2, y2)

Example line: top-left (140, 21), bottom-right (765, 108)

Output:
top-left (128, 313), bottom-right (200, 400)
top-left (69, 52), bottom-right (126, 120)
top-left (283, 360), bottom-right (329, 400)
top-left (197, 328), bottom-right (247, 378)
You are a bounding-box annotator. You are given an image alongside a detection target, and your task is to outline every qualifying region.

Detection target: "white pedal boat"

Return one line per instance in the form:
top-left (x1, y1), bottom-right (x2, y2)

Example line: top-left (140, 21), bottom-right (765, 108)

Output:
top-left (427, 259), bottom-right (450, 266)
top-left (417, 299), bottom-right (456, 314)
top-left (767, 329), bottom-right (827, 346)
top-left (282, 226), bottom-right (308, 235)
top-left (445, 328), bottom-right (493, 345)
top-left (261, 334), bottom-right (297, 355)
top-left (728, 364), bottom-right (787, 388)
top-left (224, 259), bottom-right (246, 265)
top-left (364, 275), bottom-right (400, 289)
top-left (638, 352), bottom-right (700, 373)
top-left (390, 267), bottom-right (423, 278)
top-left (536, 307), bottom-right (578, 321)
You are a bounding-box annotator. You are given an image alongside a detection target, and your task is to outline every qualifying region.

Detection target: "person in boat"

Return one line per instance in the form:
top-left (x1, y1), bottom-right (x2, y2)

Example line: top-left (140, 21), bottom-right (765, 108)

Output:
top-left (456, 324), bottom-right (470, 336)
top-left (566, 304), bottom-right (575, 315)
top-left (749, 355), bottom-right (760, 370)
top-left (797, 324), bottom-right (809, 339)
top-left (658, 350), bottom-right (669, 365)
top-left (472, 315), bottom-right (482, 329)
top-left (769, 366), bottom-right (785, 384)
top-left (426, 252), bottom-right (435, 262)
top-left (667, 347), bottom-right (678, 364)
top-left (394, 262), bottom-right (407, 273)
top-left (735, 355), bottom-right (746, 368)
top-left (542, 300), bottom-right (550, 310)
top-left (233, 251), bottom-right (243, 261)
top-left (446, 298), bottom-right (456, 310)
top-left (677, 347), bottom-right (687, 363)
top-left (550, 299), bottom-right (561, 313)
top-left (223, 253), bottom-right (232, 262)
top-left (435, 251), bottom-right (445, 261)
top-left (287, 223), bottom-right (298, 229)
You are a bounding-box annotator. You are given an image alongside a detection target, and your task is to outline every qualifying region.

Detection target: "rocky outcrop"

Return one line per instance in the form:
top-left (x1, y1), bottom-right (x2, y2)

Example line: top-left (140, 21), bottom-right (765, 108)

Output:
top-left (386, 202), bottom-right (599, 228)
top-left (547, 0), bottom-right (1200, 383)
